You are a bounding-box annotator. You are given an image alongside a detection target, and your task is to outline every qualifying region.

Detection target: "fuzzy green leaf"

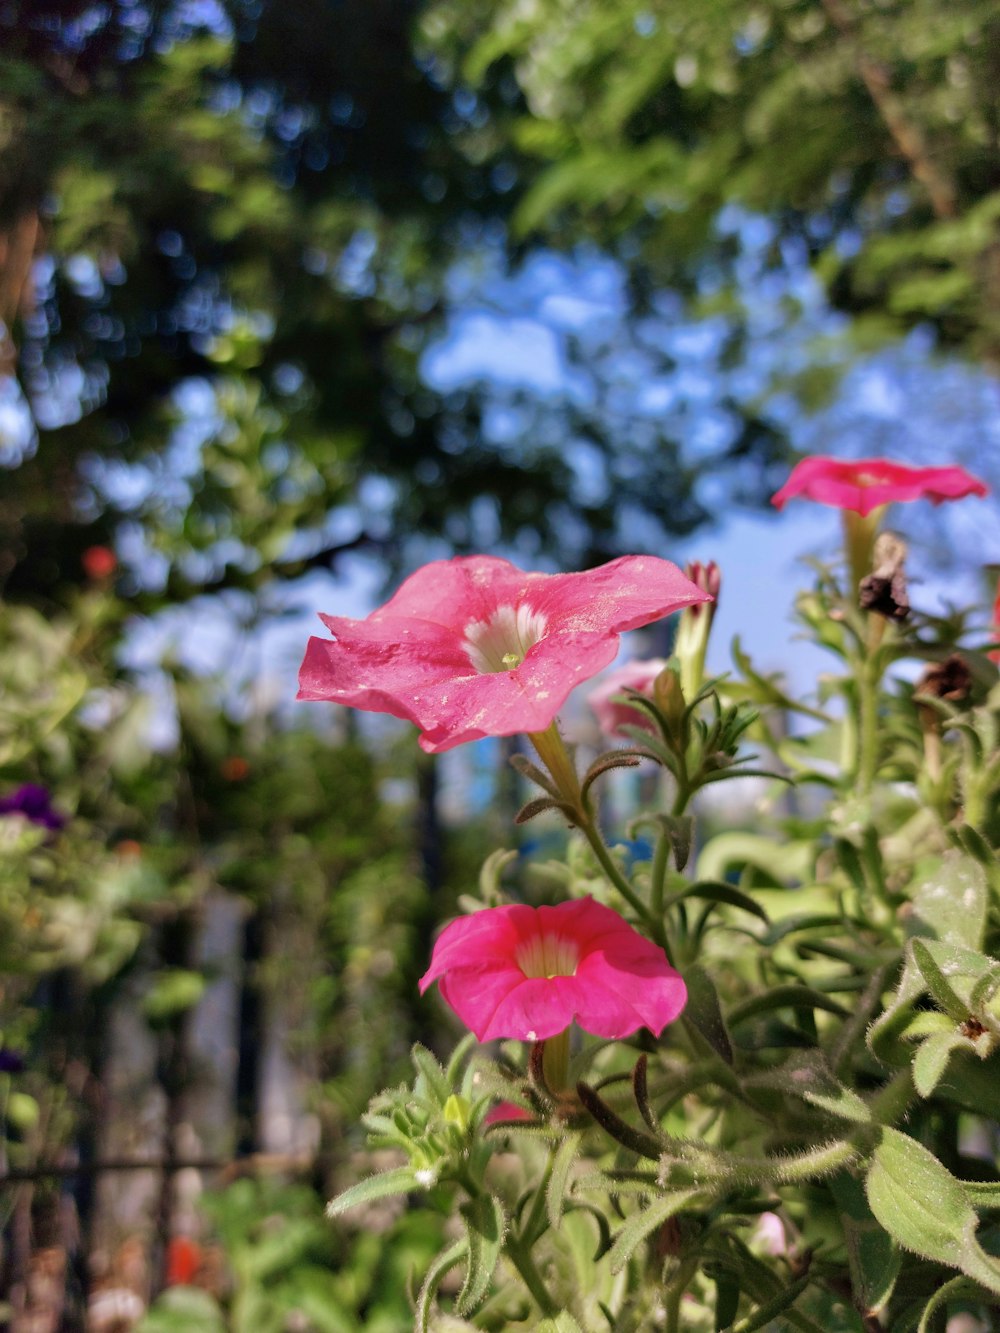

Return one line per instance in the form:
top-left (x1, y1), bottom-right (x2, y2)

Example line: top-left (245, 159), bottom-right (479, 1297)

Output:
top-left (865, 1128), bottom-right (1000, 1294)
top-left (913, 1030), bottom-right (976, 1098)
top-left (326, 1164), bottom-right (424, 1218)
top-left (829, 1171), bottom-right (900, 1316)
top-left (547, 1130), bottom-right (583, 1230)
top-left (415, 1239), bottom-right (468, 1333)
top-left (456, 1193), bottom-right (505, 1315)
top-left (607, 1189), bottom-right (703, 1274)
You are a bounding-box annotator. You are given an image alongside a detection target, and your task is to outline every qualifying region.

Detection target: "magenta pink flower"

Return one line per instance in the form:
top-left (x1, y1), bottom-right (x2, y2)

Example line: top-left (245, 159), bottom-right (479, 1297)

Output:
top-left (419, 897), bottom-right (687, 1042)
top-left (587, 659), bottom-right (668, 739)
top-left (771, 456), bottom-right (988, 517)
top-left (298, 555), bottom-right (709, 753)
top-left (989, 579), bottom-right (1000, 666)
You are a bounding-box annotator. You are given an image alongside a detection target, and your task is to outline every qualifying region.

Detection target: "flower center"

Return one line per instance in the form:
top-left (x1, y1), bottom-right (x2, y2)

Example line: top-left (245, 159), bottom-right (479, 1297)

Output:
top-left (515, 932), bottom-right (579, 980)
top-left (463, 604), bottom-right (548, 674)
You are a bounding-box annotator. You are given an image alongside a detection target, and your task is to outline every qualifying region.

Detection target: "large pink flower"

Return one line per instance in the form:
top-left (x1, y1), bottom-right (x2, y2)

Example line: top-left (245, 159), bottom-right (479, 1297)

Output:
top-left (418, 897), bottom-right (687, 1042)
top-left (587, 659), bottom-right (668, 739)
top-left (771, 456), bottom-right (988, 517)
top-left (298, 555), bottom-right (709, 753)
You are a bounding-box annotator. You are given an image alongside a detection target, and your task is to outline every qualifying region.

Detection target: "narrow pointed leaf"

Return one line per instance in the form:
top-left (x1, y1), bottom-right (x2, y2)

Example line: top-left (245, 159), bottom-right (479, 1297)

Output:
top-left (911, 940), bottom-right (974, 1023)
top-left (515, 796), bottom-right (578, 825)
top-left (913, 1030), bottom-right (976, 1098)
top-left (416, 1239), bottom-right (468, 1333)
top-left (326, 1164), bottom-right (424, 1217)
top-left (608, 1189), bottom-right (703, 1274)
top-left (411, 1043), bottom-right (450, 1106)
top-left (457, 1193), bottom-right (505, 1315)
top-left (546, 1130), bottom-right (584, 1230)
top-left (667, 879), bottom-right (769, 923)
top-left (682, 965), bottom-right (734, 1064)
top-left (509, 753), bottom-right (561, 797)
top-left (581, 750), bottom-right (643, 803)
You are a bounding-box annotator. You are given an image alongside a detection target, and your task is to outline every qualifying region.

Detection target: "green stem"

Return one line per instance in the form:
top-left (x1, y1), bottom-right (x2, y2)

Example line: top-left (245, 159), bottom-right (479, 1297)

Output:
top-left (530, 722), bottom-right (655, 927)
top-left (541, 1030), bottom-right (570, 1093)
top-left (648, 832), bottom-right (672, 951)
top-left (505, 1233), bottom-right (558, 1317)
top-left (856, 655), bottom-right (881, 798)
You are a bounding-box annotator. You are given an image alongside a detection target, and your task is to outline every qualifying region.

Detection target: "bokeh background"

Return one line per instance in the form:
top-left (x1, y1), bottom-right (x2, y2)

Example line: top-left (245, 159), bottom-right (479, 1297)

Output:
top-left (1, 1), bottom-right (999, 1327)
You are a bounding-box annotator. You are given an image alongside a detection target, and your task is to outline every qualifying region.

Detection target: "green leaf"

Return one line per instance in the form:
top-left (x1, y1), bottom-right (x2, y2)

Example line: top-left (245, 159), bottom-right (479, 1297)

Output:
top-left (682, 965), bottom-right (734, 1065)
top-left (535, 1314), bottom-right (586, 1333)
top-left (731, 1274), bottom-right (810, 1332)
top-left (141, 968), bottom-right (207, 1023)
top-left (411, 1043), bottom-right (450, 1107)
top-left (607, 1189), bottom-right (703, 1274)
top-left (714, 1271), bottom-right (740, 1332)
top-left (911, 939), bottom-right (984, 1020)
top-left (727, 985), bottom-right (849, 1025)
top-left (667, 879), bottom-right (769, 924)
top-left (326, 1164), bottom-right (424, 1218)
top-left (415, 1239), bottom-right (467, 1333)
top-left (829, 1171), bottom-right (900, 1316)
top-left (911, 852), bottom-right (988, 951)
top-left (697, 832), bottom-right (814, 887)
top-left (140, 1286), bottom-right (226, 1333)
top-left (915, 1276), bottom-right (984, 1333)
top-left (581, 749), bottom-right (642, 803)
top-left (865, 1128), bottom-right (1000, 1294)
top-left (912, 1030), bottom-right (976, 1098)
top-left (547, 1130), bottom-right (583, 1229)
top-left (515, 796), bottom-right (577, 825)
top-left (457, 1193), bottom-right (505, 1315)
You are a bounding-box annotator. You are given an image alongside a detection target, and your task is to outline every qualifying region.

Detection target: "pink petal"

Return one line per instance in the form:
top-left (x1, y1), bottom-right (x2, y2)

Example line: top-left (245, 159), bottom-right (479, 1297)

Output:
top-left (528, 556), bottom-right (711, 634)
top-left (476, 976), bottom-right (579, 1042)
top-left (418, 907), bottom-right (525, 989)
top-left (415, 630), bottom-right (621, 753)
top-left (772, 456), bottom-right (988, 516)
top-left (587, 659), bottom-right (668, 739)
top-left (572, 951), bottom-right (687, 1038)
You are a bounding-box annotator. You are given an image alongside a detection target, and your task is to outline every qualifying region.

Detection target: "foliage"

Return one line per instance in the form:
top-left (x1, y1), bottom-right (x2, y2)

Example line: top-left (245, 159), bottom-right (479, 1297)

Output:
top-left (425, 0), bottom-right (1000, 359)
top-left (330, 519), bottom-right (1000, 1332)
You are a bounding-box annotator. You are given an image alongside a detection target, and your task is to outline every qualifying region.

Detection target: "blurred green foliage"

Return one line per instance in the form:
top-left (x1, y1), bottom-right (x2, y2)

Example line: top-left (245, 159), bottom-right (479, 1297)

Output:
top-left (425, 0), bottom-right (1000, 358)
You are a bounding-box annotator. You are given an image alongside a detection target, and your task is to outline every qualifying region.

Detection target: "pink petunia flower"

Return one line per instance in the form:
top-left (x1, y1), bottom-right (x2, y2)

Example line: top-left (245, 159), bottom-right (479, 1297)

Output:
top-left (587, 659), bottom-right (669, 739)
top-left (298, 555), bottom-right (709, 753)
top-left (990, 579), bottom-right (1000, 666)
top-left (771, 456), bottom-right (988, 518)
top-left (418, 897), bottom-right (687, 1042)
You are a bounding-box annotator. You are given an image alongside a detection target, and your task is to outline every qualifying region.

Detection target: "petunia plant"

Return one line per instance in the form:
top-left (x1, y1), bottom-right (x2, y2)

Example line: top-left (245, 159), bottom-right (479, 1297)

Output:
top-left (302, 457), bottom-right (1000, 1333)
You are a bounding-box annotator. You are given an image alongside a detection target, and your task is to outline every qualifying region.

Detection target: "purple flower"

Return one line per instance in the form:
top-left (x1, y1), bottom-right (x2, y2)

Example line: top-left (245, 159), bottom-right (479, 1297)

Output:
top-left (0, 1049), bottom-right (25, 1074)
top-left (0, 784), bottom-right (66, 831)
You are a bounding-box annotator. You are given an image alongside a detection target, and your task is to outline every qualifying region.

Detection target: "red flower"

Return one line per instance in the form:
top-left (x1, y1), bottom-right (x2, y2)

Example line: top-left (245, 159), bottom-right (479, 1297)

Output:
top-left (990, 579), bottom-right (1000, 666)
top-left (82, 545), bottom-right (118, 580)
top-left (298, 555), bottom-right (709, 753)
top-left (165, 1236), bottom-right (201, 1286)
top-left (419, 897), bottom-right (687, 1042)
top-left (771, 456), bottom-right (988, 517)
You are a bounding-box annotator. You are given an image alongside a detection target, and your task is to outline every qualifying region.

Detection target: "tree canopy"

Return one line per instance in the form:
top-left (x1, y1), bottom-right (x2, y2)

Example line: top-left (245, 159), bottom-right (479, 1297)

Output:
top-left (425, 0), bottom-right (1000, 358)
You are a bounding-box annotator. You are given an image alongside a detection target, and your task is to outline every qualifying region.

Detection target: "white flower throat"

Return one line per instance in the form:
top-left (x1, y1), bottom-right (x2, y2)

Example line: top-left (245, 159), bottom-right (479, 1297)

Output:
top-left (463, 604), bottom-right (548, 674)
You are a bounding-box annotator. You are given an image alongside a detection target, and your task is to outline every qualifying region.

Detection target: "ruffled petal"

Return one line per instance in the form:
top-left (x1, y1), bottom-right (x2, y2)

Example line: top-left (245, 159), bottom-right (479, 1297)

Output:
top-left (527, 556), bottom-right (710, 635)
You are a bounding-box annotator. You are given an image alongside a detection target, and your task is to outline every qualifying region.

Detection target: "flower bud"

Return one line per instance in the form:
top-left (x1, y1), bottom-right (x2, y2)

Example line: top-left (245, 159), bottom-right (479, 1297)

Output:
top-left (674, 561), bottom-right (720, 697)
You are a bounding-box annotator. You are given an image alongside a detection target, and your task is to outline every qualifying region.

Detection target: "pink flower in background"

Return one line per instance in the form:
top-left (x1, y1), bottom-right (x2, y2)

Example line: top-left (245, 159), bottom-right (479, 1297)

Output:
top-left (771, 456), bottom-right (988, 517)
top-left (484, 1101), bottom-right (534, 1125)
top-left (419, 896), bottom-right (687, 1042)
top-left (298, 555), bottom-right (709, 753)
top-left (990, 579), bottom-right (1000, 665)
top-left (587, 659), bottom-right (668, 739)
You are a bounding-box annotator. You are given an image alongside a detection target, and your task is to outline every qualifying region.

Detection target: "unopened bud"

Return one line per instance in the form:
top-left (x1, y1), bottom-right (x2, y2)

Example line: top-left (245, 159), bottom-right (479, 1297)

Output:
top-left (653, 663), bottom-right (686, 737)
